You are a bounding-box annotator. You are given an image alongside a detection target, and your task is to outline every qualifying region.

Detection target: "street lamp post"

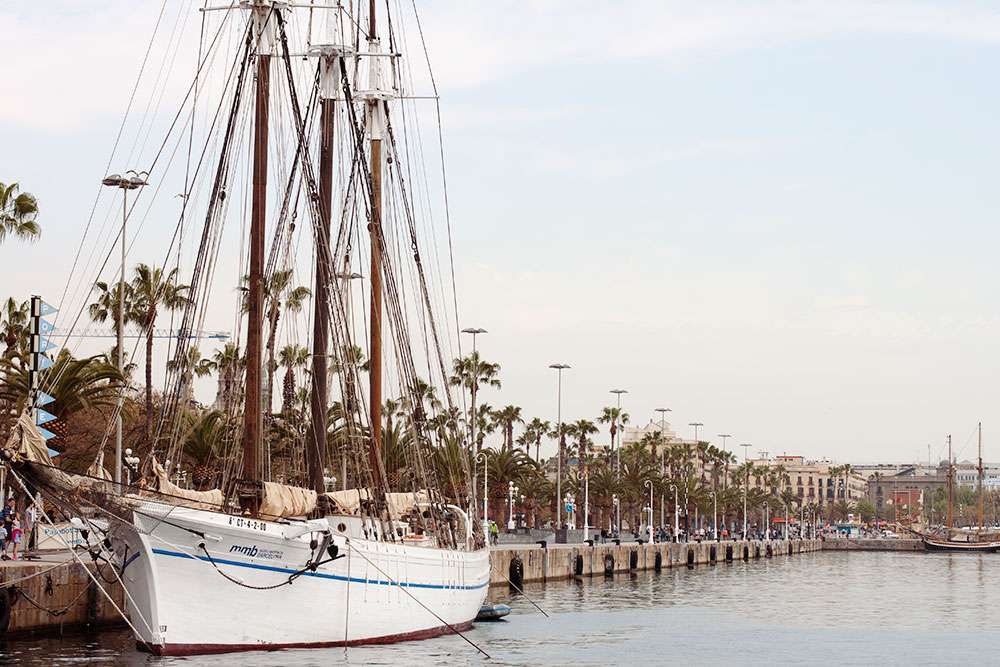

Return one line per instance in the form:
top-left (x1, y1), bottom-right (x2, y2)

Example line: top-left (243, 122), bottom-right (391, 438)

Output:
top-left (102, 170), bottom-right (148, 489)
top-left (710, 490), bottom-right (718, 541)
top-left (476, 452), bottom-right (488, 525)
top-left (610, 389), bottom-right (627, 534)
top-left (671, 483), bottom-right (680, 541)
top-left (741, 443), bottom-right (752, 539)
top-left (583, 471), bottom-right (590, 542)
top-left (461, 327), bottom-right (487, 515)
top-left (507, 480), bottom-right (518, 531)
top-left (718, 433), bottom-right (731, 491)
top-left (644, 480), bottom-right (654, 543)
top-left (549, 363), bottom-right (570, 529)
top-left (123, 448), bottom-right (140, 486)
top-left (612, 494), bottom-right (620, 537)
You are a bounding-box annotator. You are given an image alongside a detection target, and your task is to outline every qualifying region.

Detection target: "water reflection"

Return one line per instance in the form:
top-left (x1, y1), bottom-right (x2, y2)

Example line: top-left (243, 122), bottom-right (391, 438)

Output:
top-left (2, 552), bottom-right (1000, 666)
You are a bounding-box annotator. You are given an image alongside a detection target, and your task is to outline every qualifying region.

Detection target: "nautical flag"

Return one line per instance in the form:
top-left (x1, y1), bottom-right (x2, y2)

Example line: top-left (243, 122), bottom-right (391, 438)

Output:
top-left (37, 353), bottom-right (54, 370)
top-left (36, 409), bottom-right (56, 426)
top-left (36, 391), bottom-right (55, 407)
top-left (39, 301), bottom-right (58, 316)
top-left (40, 337), bottom-right (56, 353)
top-left (39, 319), bottom-right (54, 335)
top-left (38, 426), bottom-right (57, 441)
top-left (47, 448), bottom-right (60, 458)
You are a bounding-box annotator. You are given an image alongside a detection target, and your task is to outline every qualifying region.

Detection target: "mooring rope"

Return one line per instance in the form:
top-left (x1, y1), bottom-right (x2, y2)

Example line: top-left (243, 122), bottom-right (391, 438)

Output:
top-left (344, 537), bottom-right (491, 659)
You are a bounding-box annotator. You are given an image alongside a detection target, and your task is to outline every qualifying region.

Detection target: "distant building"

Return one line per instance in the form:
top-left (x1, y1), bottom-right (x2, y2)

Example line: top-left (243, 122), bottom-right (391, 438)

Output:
top-left (749, 455), bottom-right (868, 507)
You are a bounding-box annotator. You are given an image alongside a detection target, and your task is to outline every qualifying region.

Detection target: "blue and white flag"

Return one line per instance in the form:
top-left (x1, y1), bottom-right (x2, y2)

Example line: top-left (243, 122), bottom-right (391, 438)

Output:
top-left (39, 319), bottom-right (54, 335)
top-left (39, 301), bottom-right (58, 317)
top-left (37, 353), bottom-right (54, 370)
top-left (36, 391), bottom-right (55, 407)
top-left (36, 409), bottom-right (57, 426)
top-left (38, 426), bottom-right (57, 441)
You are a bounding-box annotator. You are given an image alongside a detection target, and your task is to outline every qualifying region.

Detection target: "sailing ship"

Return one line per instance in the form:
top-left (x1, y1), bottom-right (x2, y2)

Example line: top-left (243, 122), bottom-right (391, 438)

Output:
top-left (921, 426), bottom-right (1000, 553)
top-left (3, 0), bottom-right (489, 655)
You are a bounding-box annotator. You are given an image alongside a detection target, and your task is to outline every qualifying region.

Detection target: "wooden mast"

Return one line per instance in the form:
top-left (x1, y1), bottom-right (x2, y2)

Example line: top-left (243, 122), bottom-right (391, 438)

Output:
top-left (366, 0), bottom-right (385, 492)
top-left (946, 434), bottom-right (954, 530)
top-left (977, 422), bottom-right (984, 531)
top-left (241, 4), bottom-right (273, 495)
top-left (307, 18), bottom-right (342, 497)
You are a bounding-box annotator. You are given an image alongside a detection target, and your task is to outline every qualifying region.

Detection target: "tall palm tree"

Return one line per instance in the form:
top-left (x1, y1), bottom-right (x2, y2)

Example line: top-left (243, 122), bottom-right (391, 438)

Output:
top-left (0, 182), bottom-right (40, 243)
top-left (492, 405), bottom-right (523, 451)
top-left (278, 344), bottom-right (310, 415)
top-left (569, 419), bottom-right (598, 472)
top-left (449, 351), bottom-right (500, 452)
top-left (166, 345), bottom-right (216, 405)
top-left (244, 269), bottom-right (311, 413)
top-left (524, 417), bottom-right (551, 462)
top-left (597, 406), bottom-right (630, 467)
top-left (131, 264), bottom-right (189, 444)
top-left (1, 298), bottom-right (28, 365)
top-left (212, 343), bottom-right (243, 414)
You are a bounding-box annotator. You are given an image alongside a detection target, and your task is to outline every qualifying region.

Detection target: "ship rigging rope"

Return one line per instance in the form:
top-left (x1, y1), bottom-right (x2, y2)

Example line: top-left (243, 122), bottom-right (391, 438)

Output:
top-left (6, 470), bottom-right (155, 642)
top-left (55, 0), bottom-right (170, 330)
top-left (42, 7), bottom-right (241, 401)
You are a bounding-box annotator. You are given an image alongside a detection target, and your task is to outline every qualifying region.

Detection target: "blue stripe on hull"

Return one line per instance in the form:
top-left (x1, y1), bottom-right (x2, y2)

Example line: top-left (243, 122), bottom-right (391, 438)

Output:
top-left (151, 548), bottom-right (489, 590)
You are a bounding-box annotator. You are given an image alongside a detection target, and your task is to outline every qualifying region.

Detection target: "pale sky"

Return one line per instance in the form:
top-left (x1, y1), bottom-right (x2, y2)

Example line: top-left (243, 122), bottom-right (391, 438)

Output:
top-left (4, 1), bottom-right (1000, 465)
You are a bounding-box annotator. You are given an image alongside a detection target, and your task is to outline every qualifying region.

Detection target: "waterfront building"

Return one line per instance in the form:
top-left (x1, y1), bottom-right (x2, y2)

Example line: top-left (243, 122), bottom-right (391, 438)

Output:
top-left (749, 455), bottom-right (868, 509)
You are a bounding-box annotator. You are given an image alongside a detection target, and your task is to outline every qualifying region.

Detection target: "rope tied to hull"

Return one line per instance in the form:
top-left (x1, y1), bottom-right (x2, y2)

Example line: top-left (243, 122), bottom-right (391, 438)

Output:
top-left (343, 537), bottom-right (492, 659)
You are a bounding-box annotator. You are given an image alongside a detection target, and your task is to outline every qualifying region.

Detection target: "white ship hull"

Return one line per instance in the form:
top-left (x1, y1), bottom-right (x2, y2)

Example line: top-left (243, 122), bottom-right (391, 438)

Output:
top-left (113, 501), bottom-right (490, 655)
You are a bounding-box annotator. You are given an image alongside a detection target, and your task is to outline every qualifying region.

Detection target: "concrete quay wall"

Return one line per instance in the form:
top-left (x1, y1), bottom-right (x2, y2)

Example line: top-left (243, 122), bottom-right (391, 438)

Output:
top-left (490, 539), bottom-right (823, 587)
top-left (0, 559), bottom-right (125, 637)
top-left (821, 538), bottom-right (924, 552)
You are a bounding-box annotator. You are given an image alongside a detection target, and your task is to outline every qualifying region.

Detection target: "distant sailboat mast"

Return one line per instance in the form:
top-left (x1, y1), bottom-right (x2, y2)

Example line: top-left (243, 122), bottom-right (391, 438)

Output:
top-left (977, 422), bottom-right (984, 531)
top-left (946, 434), bottom-right (954, 530)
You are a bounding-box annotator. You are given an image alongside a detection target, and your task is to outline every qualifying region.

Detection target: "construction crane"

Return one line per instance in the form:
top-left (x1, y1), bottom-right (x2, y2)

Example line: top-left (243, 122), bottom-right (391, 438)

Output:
top-left (51, 327), bottom-right (229, 340)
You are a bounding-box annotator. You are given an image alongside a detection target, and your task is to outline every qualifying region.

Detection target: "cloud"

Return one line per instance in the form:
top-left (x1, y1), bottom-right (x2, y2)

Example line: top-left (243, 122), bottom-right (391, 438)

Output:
top-left (7, 1), bottom-right (1000, 131)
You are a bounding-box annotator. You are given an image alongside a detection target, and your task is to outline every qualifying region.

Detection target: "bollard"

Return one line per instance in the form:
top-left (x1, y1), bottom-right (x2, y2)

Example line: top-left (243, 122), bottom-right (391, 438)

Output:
top-left (509, 557), bottom-right (525, 591)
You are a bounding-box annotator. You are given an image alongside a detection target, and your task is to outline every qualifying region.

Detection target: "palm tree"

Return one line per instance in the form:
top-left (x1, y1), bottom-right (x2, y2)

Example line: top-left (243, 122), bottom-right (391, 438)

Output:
top-left (0, 182), bottom-right (40, 243)
top-left (244, 269), bottom-right (311, 413)
top-left (449, 351), bottom-right (500, 452)
top-left (492, 405), bottom-right (523, 451)
top-left (597, 406), bottom-right (629, 467)
top-left (278, 344), bottom-right (310, 414)
top-left (569, 419), bottom-right (598, 473)
top-left (181, 410), bottom-right (228, 489)
top-left (131, 264), bottom-right (189, 444)
top-left (524, 417), bottom-right (551, 462)
top-left (166, 345), bottom-right (216, 405)
top-left (1, 298), bottom-right (28, 364)
top-left (212, 343), bottom-right (243, 414)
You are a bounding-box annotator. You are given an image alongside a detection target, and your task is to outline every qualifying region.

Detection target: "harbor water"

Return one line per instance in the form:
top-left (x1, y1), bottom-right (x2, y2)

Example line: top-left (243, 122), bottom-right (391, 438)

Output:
top-left (2, 550), bottom-right (998, 666)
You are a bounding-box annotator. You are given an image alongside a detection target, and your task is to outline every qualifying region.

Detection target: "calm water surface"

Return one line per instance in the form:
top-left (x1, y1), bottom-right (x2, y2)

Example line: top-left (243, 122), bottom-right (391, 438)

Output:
top-left (2, 551), bottom-right (999, 666)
